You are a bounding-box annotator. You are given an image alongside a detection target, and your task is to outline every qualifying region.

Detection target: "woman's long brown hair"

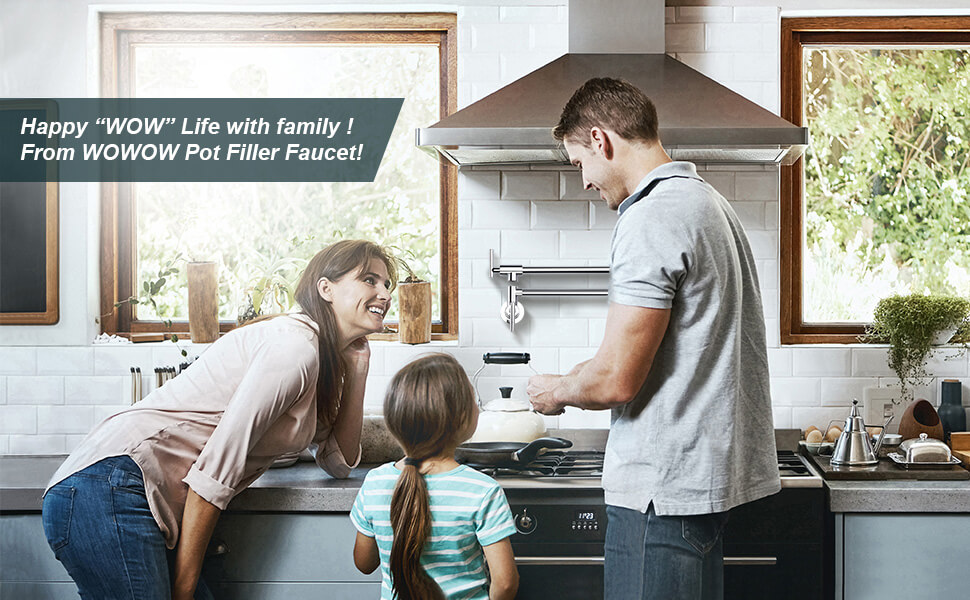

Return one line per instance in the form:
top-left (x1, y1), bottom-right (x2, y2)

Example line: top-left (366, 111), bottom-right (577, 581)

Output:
top-left (383, 354), bottom-right (477, 600)
top-left (293, 239), bottom-right (396, 424)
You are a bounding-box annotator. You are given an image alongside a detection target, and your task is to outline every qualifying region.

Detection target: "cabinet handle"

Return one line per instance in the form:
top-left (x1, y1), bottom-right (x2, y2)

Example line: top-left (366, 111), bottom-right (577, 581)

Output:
top-left (723, 556), bottom-right (777, 566)
top-left (514, 556), bottom-right (605, 566)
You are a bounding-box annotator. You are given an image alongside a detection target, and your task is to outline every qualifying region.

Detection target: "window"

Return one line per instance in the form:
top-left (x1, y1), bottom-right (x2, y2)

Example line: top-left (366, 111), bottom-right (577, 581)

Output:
top-left (99, 13), bottom-right (457, 339)
top-left (781, 17), bottom-right (970, 343)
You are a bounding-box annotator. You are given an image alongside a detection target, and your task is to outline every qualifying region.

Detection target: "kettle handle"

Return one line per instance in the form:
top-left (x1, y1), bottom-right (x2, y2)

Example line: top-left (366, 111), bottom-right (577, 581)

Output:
top-left (869, 414), bottom-right (895, 456)
top-left (483, 352), bottom-right (531, 365)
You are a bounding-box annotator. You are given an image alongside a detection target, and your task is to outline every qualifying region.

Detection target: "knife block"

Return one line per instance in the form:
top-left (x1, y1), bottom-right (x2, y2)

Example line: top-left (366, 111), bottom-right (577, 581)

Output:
top-left (898, 399), bottom-right (945, 441)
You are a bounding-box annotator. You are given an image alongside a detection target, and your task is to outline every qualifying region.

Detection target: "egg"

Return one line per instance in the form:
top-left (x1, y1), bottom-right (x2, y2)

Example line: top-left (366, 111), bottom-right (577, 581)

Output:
top-left (803, 426), bottom-right (820, 439)
top-left (825, 426), bottom-right (842, 443)
top-left (806, 429), bottom-right (824, 444)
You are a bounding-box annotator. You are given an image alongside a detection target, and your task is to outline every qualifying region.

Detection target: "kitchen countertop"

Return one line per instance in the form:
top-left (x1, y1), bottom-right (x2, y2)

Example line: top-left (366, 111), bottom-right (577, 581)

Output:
top-left (4, 453), bottom-right (970, 514)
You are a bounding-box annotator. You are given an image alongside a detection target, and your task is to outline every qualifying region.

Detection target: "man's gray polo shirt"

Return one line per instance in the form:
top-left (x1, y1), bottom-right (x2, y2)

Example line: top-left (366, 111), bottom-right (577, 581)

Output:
top-left (604, 161), bottom-right (780, 516)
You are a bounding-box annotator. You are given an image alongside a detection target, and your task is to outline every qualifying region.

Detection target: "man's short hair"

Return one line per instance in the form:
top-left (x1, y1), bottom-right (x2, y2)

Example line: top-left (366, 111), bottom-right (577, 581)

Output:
top-left (553, 77), bottom-right (659, 146)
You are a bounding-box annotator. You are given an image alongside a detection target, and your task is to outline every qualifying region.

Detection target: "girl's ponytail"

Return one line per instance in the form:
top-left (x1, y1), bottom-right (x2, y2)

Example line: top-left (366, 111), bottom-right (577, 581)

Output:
top-left (389, 460), bottom-right (444, 600)
top-left (383, 353), bottom-right (478, 600)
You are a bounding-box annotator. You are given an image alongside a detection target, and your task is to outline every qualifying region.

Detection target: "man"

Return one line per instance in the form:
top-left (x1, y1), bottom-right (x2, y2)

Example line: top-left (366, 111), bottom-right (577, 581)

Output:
top-left (527, 77), bottom-right (780, 600)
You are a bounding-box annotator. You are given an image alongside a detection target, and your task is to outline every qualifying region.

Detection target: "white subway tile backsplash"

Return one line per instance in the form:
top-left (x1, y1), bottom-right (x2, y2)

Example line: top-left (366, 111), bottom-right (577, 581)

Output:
top-left (765, 201), bottom-right (779, 229)
top-left (93, 346), bottom-right (154, 376)
top-left (560, 172), bottom-right (599, 201)
top-left (37, 406), bottom-right (95, 434)
top-left (64, 376), bottom-right (127, 405)
top-left (459, 288), bottom-right (503, 319)
top-left (765, 318), bottom-right (780, 348)
top-left (458, 5), bottom-right (499, 24)
top-left (471, 23), bottom-right (531, 52)
top-left (470, 258), bottom-right (493, 289)
top-left (0, 406), bottom-right (37, 434)
top-left (65, 434), bottom-right (87, 453)
top-left (530, 23), bottom-right (567, 51)
top-left (472, 318), bottom-right (524, 347)
top-left (792, 348), bottom-right (851, 377)
top-left (94, 405), bottom-right (128, 422)
top-left (925, 349), bottom-right (969, 378)
top-left (363, 376), bottom-right (390, 409)
top-left (500, 6), bottom-right (560, 24)
top-left (530, 318), bottom-right (589, 347)
top-left (37, 347), bottom-right (94, 375)
top-left (7, 377), bottom-right (64, 405)
top-left (460, 230), bottom-right (501, 260)
top-left (0, 347), bottom-right (37, 375)
top-left (678, 7), bottom-right (733, 23)
top-left (559, 297), bottom-right (609, 319)
top-left (0, 435), bottom-right (8, 454)
top-left (502, 172), bottom-right (559, 200)
top-left (725, 80), bottom-right (765, 107)
top-left (666, 24), bottom-right (705, 53)
top-left (767, 348), bottom-right (792, 376)
top-left (559, 348), bottom-right (597, 373)
top-left (745, 230), bottom-right (777, 260)
top-left (501, 229), bottom-right (558, 259)
top-left (730, 202), bottom-right (765, 230)
top-left (733, 6), bottom-right (778, 24)
top-left (532, 201), bottom-right (588, 229)
top-left (459, 172), bottom-right (501, 200)
top-left (0, 376), bottom-right (5, 404)
top-left (851, 348), bottom-right (895, 377)
top-left (701, 171), bottom-right (735, 199)
top-left (473, 200), bottom-right (530, 229)
top-left (736, 172), bottom-right (778, 201)
top-left (706, 23), bottom-right (764, 52)
top-left (820, 377), bottom-right (880, 407)
top-left (588, 319), bottom-right (607, 346)
top-left (762, 24), bottom-right (779, 54)
top-left (589, 202), bottom-right (618, 230)
top-left (791, 407), bottom-right (854, 432)
top-left (460, 53), bottom-right (501, 83)
top-left (771, 406), bottom-right (792, 428)
top-left (770, 378), bottom-right (820, 406)
top-left (758, 259), bottom-right (778, 291)
top-left (559, 230), bottom-right (612, 261)
top-left (9, 434), bottom-right (64, 454)
top-left (501, 52), bottom-right (558, 82)
top-left (674, 52), bottom-right (734, 82)
top-left (732, 52), bottom-right (777, 82)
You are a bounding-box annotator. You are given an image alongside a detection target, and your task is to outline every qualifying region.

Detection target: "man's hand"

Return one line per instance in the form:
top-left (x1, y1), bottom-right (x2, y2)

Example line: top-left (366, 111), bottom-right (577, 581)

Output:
top-left (527, 374), bottom-right (567, 415)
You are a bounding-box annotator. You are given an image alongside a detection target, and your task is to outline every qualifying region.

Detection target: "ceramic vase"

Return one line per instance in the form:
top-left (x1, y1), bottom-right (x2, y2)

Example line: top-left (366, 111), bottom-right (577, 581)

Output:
top-left (397, 281), bottom-right (432, 344)
top-left (898, 399), bottom-right (945, 441)
top-left (187, 261), bottom-right (219, 343)
top-left (938, 379), bottom-right (966, 442)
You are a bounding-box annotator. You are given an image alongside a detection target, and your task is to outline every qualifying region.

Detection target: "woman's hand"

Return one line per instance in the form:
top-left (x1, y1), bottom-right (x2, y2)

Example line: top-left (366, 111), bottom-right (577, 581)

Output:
top-left (343, 336), bottom-right (371, 377)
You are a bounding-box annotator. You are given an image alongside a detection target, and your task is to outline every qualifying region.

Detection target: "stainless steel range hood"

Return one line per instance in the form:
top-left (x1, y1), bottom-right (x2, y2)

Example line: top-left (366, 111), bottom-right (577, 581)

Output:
top-left (416, 1), bottom-right (807, 166)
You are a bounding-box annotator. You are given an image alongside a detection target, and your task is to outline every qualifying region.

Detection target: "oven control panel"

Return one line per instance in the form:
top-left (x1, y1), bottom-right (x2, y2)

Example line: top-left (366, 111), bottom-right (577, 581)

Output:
top-left (510, 503), bottom-right (606, 541)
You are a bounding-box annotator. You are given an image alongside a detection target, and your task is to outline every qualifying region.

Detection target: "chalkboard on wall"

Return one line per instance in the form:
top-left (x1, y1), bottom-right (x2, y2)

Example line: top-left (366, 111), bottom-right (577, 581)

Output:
top-left (0, 101), bottom-right (59, 325)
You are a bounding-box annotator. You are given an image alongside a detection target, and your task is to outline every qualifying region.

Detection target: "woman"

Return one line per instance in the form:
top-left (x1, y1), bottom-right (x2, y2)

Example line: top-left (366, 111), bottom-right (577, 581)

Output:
top-left (42, 239), bottom-right (396, 600)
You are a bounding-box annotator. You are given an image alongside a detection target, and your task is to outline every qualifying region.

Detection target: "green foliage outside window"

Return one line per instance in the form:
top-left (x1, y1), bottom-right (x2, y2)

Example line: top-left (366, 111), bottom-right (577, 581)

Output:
top-left (803, 48), bottom-right (970, 323)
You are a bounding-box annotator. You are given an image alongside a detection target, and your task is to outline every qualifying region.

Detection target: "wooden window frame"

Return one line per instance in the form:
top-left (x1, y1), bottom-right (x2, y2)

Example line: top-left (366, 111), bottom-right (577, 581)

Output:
top-left (781, 16), bottom-right (970, 344)
top-left (99, 12), bottom-right (458, 341)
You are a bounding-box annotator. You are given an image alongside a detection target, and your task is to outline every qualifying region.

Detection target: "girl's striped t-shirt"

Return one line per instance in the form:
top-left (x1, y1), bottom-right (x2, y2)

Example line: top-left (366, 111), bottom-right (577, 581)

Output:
top-left (350, 462), bottom-right (516, 600)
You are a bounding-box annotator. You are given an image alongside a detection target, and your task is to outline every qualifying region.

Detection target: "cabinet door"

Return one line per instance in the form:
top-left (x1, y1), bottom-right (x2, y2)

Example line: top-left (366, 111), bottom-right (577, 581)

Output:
top-left (840, 514), bottom-right (970, 599)
top-left (208, 513), bottom-right (381, 585)
top-left (0, 514), bottom-right (77, 598)
top-left (723, 543), bottom-right (822, 600)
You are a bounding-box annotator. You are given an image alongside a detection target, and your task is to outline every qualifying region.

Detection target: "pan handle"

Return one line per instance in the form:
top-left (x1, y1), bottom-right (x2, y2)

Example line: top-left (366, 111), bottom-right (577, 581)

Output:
top-left (483, 352), bottom-right (531, 365)
top-left (512, 437), bottom-right (573, 463)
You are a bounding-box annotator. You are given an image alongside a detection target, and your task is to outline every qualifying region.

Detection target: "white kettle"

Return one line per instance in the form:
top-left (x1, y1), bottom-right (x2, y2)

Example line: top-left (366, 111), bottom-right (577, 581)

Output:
top-left (468, 353), bottom-right (547, 444)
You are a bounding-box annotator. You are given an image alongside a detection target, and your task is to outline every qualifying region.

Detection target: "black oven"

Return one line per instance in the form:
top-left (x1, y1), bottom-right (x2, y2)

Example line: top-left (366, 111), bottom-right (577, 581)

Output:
top-left (501, 451), bottom-right (831, 600)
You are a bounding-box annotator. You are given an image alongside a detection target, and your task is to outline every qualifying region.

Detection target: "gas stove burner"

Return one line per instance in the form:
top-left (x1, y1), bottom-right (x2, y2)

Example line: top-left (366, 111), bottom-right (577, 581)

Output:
top-left (777, 450), bottom-right (812, 477)
top-left (469, 449), bottom-right (605, 478)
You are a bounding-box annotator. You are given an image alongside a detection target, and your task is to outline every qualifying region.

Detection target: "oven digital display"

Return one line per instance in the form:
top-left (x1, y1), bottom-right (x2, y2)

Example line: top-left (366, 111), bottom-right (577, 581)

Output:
top-left (575, 510), bottom-right (596, 521)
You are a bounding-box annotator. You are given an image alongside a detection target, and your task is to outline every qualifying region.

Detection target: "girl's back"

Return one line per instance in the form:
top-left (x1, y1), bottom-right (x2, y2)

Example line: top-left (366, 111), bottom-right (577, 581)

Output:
top-left (351, 462), bottom-right (515, 600)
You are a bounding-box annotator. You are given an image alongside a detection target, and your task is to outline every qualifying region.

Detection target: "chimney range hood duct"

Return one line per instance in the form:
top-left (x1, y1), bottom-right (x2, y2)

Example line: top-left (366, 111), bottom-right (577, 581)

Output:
top-left (416, 2), bottom-right (807, 166)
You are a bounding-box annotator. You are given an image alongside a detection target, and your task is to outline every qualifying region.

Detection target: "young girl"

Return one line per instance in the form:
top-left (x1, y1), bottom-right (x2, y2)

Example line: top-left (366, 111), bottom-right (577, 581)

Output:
top-left (350, 353), bottom-right (519, 600)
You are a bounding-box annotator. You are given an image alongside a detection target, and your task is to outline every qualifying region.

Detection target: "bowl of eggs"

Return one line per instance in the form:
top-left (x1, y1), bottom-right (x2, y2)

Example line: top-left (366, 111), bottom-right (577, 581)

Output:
top-left (799, 425), bottom-right (840, 455)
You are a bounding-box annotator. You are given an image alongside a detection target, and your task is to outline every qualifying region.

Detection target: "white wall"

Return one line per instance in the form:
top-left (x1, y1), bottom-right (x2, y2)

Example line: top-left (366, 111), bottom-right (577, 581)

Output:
top-left (0, 0), bottom-right (967, 454)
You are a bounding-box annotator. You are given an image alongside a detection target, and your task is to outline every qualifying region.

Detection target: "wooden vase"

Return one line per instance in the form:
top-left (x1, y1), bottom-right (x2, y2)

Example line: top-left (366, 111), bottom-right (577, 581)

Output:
top-left (187, 261), bottom-right (219, 343)
top-left (398, 281), bottom-right (432, 344)
top-left (897, 399), bottom-right (945, 441)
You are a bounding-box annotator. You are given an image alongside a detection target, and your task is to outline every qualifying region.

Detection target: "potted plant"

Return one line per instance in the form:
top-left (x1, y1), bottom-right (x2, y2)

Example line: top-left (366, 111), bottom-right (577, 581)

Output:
top-left (394, 250), bottom-right (432, 345)
top-left (860, 294), bottom-right (970, 404)
top-left (236, 249), bottom-right (308, 325)
top-left (113, 255), bottom-right (188, 357)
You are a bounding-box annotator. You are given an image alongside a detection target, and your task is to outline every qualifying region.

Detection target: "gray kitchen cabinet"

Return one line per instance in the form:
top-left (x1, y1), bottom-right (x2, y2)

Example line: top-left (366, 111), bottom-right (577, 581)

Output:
top-left (0, 512), bottom-right (380, 600)
top-left (207, 513), bottom-right (381, 600)
top-left (835, 513), bottom-right (970, 598)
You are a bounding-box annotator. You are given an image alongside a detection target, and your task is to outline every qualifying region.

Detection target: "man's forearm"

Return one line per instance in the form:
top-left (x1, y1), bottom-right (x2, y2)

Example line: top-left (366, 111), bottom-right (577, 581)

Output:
top-left (172, 489), bottom-right (221, 600)
top-left (553, 359), bottom-right (633, 411)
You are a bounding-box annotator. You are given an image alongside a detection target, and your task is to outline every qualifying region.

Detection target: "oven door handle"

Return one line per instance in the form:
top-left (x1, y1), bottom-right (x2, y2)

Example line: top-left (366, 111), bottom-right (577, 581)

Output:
top-left (514, 556), bottom-right (605, 566)
top-left (723, 556), bottom-right (777, 566)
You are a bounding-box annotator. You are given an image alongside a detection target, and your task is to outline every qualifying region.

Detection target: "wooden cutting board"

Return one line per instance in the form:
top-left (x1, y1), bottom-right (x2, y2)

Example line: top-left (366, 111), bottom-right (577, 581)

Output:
top-left (953, 450), bottom-right (970, 470)
top-left (804, 451), bottom-right (970, 480)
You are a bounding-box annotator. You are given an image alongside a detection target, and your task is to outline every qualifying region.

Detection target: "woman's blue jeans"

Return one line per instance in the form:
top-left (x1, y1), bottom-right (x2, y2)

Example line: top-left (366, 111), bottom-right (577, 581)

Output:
top-left (605, 502), bottom-right (729, 600)
top-left (42, 455), bottom-right (213, 600)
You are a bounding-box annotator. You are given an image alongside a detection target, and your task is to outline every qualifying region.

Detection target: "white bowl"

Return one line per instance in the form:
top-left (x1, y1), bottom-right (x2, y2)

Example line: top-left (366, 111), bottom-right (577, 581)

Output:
top-left (799, 440), bottom-right (834, 455)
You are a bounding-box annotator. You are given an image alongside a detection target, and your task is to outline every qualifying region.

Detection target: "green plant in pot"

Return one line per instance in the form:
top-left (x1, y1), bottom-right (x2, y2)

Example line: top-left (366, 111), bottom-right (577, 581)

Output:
top-left (393, 249), bottom-right (432, 344)
top-left (860, 294), bottom-right (970, 404)
top-left (113, 254), bottom-right (189, 357)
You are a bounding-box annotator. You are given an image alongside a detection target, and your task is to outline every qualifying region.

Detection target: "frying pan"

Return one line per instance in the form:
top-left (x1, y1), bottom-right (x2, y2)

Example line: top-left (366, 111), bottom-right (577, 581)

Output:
top-left (455, 437), bottom-right (572, 468)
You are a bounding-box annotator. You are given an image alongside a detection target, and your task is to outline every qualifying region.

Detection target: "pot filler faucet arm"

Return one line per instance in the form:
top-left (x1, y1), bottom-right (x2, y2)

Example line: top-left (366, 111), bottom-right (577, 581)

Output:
top-left (489, 249), bottom-right (610, 331)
